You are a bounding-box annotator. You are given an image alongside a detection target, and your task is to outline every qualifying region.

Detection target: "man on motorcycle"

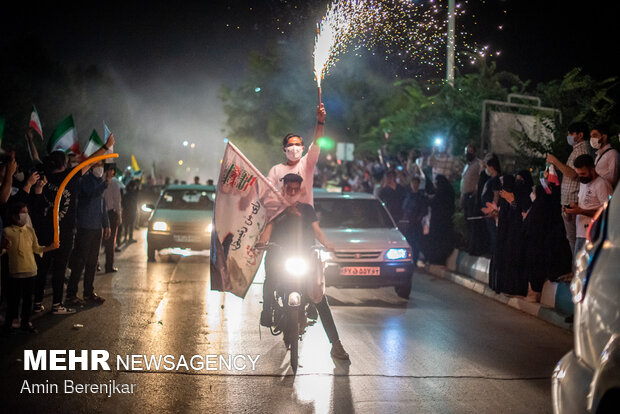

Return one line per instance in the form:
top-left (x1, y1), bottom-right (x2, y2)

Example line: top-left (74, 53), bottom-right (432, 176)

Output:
top-left (256, 173), bottom-right (349, 360)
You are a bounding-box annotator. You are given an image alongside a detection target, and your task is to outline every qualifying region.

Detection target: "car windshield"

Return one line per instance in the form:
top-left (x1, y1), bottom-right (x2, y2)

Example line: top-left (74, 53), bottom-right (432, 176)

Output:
top-left (157, 190), bottom-right (214, 210)
top-left (314, 198), bottom-right (395, 229)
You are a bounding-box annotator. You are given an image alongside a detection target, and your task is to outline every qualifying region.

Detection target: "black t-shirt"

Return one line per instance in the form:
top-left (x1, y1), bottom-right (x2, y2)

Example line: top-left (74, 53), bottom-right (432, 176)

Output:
top-left (481, 176), bottom-right (501, 206)
top-left (269, 202), bottom-right (318, 254)
top-left (378, 184), bottom-right (407, 221)
top-left (31, 170), bottom-right (82, 244)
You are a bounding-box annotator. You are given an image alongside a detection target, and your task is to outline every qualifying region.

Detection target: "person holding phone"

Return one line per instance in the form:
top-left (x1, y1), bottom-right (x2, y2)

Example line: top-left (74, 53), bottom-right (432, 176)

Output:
top-left (546, 122), bottom-right (590, 254)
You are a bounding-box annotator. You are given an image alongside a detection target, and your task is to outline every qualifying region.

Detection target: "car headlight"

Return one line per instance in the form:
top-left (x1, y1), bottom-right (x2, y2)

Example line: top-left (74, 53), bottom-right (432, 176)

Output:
top-left (205, 223), bottom-right (213, 233)
top-left (385, 248), bottom-right (408, 260)
top-left (141, 203), bottom-right (153, 213)
top-left (152, 221), bottom-right (169, 231)
top-left (285, 257), bottom-right (308, 277)
top-left (319, 250), bottom-right (333, 262)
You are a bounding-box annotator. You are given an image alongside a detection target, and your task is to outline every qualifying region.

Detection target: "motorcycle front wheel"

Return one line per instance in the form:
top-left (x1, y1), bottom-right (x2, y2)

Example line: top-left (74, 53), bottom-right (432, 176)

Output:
top-left (284, 310), bottom-right (299, 374)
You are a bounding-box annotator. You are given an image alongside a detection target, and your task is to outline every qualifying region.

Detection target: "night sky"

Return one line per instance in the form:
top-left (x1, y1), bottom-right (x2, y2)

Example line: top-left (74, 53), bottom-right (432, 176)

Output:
top-left (1, 0), bottom-right (617, 178)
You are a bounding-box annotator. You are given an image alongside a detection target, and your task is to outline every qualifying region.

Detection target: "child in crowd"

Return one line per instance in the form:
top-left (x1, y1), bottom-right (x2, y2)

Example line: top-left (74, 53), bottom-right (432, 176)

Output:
top-left (2, 202), bottom-right (58, 333)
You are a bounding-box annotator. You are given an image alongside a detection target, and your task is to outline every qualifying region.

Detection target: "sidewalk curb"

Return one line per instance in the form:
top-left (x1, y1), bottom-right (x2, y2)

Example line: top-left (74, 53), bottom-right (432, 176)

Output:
top-left (424, 264), bottom-right (573, 331)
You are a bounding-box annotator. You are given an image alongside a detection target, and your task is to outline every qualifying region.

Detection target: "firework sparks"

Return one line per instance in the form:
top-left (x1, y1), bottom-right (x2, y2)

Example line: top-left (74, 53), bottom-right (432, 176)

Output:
top-left (313, 0), bottom-right (381, 88)
top-left (312, 0), bottom-right (498, 82)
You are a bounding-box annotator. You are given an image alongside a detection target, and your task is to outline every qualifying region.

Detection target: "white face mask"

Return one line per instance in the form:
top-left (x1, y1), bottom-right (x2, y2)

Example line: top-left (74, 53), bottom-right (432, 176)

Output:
top-left (530, 192), bottom-right (536, 203)
top-left (284, 193), bottom-right (301, 204)
top-left (566, 135), bottom-right (575, 146)
top-left (14, 172), bottom-right (24, 182)
top-left (18, 213), bottom-right (28, 226)
top-left (285, 146), bottom-right (303, 162)
top-left (590, 137), bottom-right (601, 149)
top-left (92, 166), bottom-right (104, 178)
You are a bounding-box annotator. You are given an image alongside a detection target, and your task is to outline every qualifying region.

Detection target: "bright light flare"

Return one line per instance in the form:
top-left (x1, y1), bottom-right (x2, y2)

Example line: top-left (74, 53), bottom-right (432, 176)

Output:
top-left (285, 257), bottom-right (308, 277)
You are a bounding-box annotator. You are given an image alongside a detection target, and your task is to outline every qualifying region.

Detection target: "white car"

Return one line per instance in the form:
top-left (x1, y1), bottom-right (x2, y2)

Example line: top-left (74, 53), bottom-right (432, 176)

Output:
top-left (551, 185), bottom-right (620, 413)
top-left (313, 191), bottom-right (414, 299)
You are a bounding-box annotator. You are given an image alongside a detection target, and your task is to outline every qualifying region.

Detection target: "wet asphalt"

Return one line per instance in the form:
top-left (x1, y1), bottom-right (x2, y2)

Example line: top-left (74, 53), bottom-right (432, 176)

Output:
top-left (0, 229), bottom-right (573, 413)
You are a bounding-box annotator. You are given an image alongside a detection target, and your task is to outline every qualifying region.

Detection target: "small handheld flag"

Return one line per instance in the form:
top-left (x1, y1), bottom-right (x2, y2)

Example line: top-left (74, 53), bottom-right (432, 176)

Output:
top-left (29, 106), bottom-right (43, 139)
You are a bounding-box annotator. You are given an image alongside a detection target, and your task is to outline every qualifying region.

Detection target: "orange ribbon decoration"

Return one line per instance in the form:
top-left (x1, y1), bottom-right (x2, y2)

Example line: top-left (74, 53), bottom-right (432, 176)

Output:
top-left (53, 153), bottom-right (119, 245)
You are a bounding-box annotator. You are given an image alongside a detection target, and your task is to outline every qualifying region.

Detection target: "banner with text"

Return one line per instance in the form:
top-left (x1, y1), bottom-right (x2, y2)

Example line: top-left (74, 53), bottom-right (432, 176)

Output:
top-left (210, 142), bottom-right (285, 298)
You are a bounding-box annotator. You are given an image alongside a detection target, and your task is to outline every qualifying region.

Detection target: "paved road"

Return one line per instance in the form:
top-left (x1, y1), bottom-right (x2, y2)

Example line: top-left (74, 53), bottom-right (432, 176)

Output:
top-left (0, 229), bottom-right (573, 413)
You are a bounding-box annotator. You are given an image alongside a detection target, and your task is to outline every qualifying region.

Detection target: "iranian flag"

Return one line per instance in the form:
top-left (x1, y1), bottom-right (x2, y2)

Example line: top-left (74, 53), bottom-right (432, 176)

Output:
top-left (103, 121), bottom-right (114, 162)
top-left (47, 115), bottom-right (80, 154)
top-left (210, 142), bottom-right (289, 298)
top-left (83, 129), bottom-right (103, 158)
top-left (29, 106), bottom-right (43, 139)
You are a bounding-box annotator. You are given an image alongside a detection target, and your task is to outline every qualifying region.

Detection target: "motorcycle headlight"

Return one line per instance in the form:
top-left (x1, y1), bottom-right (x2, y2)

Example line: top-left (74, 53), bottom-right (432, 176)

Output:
top-left (385, 248), bottom-right (408, 260)
top-left (288, 292), bottom-right (301, 307)
top-left (152, 221), bottom-right (169, 232)
top-left (285, 257), bottom-right (308, 277)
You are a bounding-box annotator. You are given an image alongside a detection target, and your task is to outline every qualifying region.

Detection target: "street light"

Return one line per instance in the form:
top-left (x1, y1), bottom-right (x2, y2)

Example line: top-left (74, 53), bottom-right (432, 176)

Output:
top-left (182, 140), bottom-right (189, 147)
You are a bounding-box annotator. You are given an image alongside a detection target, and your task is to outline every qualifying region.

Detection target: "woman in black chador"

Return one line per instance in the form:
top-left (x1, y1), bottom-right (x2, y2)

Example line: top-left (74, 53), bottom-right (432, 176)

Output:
top-left (421, 174), bottom-right (455, 265)
top-left (522, 182), bottom-right (573, 300)
top-left (489, 173), bottom-right (530, 296)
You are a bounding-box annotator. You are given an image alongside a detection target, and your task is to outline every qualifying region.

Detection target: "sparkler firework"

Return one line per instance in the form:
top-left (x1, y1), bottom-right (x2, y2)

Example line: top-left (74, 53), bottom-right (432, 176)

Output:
top-left (313, 0), bottom-right (381, 101)
top-left (311, 1), bottom-right (498, 86)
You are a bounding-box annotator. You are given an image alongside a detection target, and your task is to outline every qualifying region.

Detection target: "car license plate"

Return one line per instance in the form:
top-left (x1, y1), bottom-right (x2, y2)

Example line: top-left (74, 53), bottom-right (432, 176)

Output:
top-left (340, 266), bottom-right (380, 276)
top-left (173, 234), bottom-right (200, 242)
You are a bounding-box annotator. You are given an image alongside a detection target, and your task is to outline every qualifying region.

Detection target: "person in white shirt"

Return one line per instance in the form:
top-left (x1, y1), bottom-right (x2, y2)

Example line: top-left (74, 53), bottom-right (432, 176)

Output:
top-left (265, 103), bottom-right (326, 210)
top-left (565, 154), bottom-right (613, 256)
top-left (590, 124), bottom-right (619, 189)
top-left (103, 164), bottom-right (122, 272)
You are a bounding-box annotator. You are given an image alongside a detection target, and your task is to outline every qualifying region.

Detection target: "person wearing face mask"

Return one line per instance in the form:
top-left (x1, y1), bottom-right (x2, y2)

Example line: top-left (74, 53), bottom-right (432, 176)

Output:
top-left (377, 168), bottom-right (408, 225)
top-left (2, 202), bottom-right (58, 334)
top-left (265, 104), bottom-right (326, 215)
top-left (479, 156), bottom-right (502, 255)
top-left (460, 144), bottom-right (485, 255)
top-left (31, 134), bottom-right (114, 315)
top-left (65, 161), bottom-right (111, 307)
top-left (565, 154), bottom-right (613, 256)
top-left (589, 124), bottom-right (619, 188)
top-left (546, 122), bottom-right (590, 253)
top-left (255, 174), bottom-right (349, 360)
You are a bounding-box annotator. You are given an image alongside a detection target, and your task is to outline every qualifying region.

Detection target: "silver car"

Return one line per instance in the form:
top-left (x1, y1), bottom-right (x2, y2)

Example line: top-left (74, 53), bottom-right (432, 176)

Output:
top-left (551, 185), bottom-right (620, 413)
top-left (314, 191), bottom-right (414, 299)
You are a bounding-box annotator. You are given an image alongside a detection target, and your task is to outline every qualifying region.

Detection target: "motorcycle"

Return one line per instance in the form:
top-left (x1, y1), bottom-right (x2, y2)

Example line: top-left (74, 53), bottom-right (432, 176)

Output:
top-left (261, 242), bottom-right (323, 374)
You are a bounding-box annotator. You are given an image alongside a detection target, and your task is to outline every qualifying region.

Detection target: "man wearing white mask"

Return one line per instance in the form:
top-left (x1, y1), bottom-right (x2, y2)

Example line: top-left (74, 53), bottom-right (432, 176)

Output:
top-left (266, 104), bottom-right (326, 207)
top-left (590, 124), bottom-right (619, 189)
top-left (65, 161), bottom-right (111, 306)
top-left (546, 121), bottom-right (590, 253)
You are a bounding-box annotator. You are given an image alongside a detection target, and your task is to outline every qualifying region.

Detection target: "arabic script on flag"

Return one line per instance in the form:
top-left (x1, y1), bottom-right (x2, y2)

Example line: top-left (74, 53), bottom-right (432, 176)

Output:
top-left (210, 142), bottom-right (285, 298)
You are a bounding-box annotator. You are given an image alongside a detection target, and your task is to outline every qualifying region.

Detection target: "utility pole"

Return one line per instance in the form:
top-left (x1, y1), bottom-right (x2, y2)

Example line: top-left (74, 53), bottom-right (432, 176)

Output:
top-left (446, 0), bottom-right (455, 86)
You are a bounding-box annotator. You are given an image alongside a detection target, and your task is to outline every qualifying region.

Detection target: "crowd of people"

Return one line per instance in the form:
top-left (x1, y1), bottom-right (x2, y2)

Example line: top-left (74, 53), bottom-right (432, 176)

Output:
top-left (0, 129), bottom-right (144, 334)
top-left (311, 122), bottom-right (619, 304)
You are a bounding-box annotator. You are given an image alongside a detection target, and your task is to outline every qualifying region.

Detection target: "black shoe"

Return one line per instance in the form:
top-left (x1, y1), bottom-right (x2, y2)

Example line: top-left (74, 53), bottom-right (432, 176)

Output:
top-left (84, 293), bottom-right (105, 304)
top-left (105, 267), bottom-right (119, 273)
top-left (260, 310), bottom-right (273, 327)
top-left (115, 247), bottom-right (122, 252)
top-left (19, 323), bottom-right (38, 334)
top-left (306, 303), bottom-right (318, 320)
